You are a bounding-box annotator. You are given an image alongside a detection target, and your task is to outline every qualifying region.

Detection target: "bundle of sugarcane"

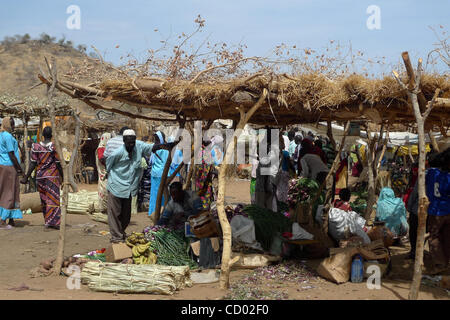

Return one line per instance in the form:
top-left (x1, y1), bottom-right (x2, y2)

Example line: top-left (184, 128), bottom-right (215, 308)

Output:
top-left (80, 262), bottom-right (192, 295)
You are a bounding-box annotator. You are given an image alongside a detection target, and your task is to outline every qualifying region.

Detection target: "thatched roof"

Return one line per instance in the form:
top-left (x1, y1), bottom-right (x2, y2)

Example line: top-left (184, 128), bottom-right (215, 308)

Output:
top-left (40, 72), bottom-right (450, 126)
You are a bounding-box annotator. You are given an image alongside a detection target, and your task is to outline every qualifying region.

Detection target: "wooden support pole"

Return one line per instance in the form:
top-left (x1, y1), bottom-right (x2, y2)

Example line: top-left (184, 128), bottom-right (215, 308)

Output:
top-left (318, 121), bottom-right (350, 237)
top-left (364, 127), bottom-right (377, 221)
top-left (428, 131), bottom-right (440, 153)
top-left (326, 119), bottom-right (337, 150)
top-left (217, 89), bottom-right (268, 289)
top-left (153, 124), bottom-right (184, 222)
top-left (393, 53), bottom-right (441, 300)
top-left (45, 58), bottom-right (69, 276)
top-left (67, 113), bottom-right (81, 193)
top-left (22, 114), bottom-right (29, 193)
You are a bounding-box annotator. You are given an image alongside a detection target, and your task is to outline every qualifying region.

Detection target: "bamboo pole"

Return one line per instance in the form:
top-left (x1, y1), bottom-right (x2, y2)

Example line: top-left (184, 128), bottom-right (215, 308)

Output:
top-left (393, 53), bottom-right (441, 300)
top-left (217, 89), bottom-right (268, 289)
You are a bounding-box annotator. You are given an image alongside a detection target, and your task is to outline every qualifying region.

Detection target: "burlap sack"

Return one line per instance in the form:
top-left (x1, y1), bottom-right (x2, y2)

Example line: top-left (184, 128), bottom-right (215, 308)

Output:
top-left (317, 247), bottom-right (359, 284)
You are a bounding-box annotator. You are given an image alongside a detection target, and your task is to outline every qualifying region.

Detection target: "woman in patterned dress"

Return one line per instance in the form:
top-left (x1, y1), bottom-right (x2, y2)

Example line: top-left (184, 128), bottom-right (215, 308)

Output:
top-left (21, 127), bottom-right (63, 229)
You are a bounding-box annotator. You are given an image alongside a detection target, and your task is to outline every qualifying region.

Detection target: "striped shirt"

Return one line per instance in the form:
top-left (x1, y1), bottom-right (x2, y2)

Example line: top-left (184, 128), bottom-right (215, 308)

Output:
top-left (103, 136), bottom-right (124, 159)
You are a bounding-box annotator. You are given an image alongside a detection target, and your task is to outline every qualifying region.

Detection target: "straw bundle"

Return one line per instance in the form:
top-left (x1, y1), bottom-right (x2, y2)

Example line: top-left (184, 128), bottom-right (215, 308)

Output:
top-left (67, 190), bottom-right (99, 214)
top-left (80, 262), bottom-right (192, 295)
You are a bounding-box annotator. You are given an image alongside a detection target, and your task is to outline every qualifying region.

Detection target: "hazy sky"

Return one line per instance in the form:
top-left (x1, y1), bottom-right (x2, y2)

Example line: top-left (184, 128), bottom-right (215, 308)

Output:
top-left (1, 0), bottom-right (448, 74)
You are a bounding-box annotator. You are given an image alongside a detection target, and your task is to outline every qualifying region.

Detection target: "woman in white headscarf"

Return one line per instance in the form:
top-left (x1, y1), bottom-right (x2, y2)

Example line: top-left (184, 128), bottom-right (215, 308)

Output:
top-left (96, 132), bottom-right (111, 213)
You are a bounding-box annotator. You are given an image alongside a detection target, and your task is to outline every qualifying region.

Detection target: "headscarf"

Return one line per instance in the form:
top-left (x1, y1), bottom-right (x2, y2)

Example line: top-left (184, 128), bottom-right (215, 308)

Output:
top-left (1, 117), bottom-right (13, 133)
top-left (98, 132), bottom-right (111, 149)
top-left (210, 135), bottom-right (224, 148)
top-left (376, 187), bottom-right (409, 236)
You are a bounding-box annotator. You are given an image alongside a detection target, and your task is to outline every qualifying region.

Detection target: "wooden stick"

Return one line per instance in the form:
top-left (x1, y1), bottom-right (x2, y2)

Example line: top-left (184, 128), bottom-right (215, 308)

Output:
top-left (326, 119), bottom-right (337, 150)
top-left (394, 52), bottom-right (431, 300)
top-left (364, 127), bottom-right (378, 221)
top-left (217, 89), bottom-right (268, 289)
top-left (67, 112), bottom-right (81, 193)
top-left (46, 58), bottom-right (69, 276)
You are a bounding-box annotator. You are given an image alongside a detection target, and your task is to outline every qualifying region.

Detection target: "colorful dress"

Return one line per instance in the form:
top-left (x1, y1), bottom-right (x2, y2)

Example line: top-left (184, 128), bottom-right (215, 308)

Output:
top-left (0, 131), bottom-right (22, 221)
top-left (31, 142), bottom-right (61, 227)
top-left (195, 146), bottom-right (214, 209)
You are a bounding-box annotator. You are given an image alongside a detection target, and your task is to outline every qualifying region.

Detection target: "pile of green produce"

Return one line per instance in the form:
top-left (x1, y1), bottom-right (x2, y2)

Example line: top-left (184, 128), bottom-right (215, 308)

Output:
top-left (244, 205), bottom-right (292, 251)
top-left (287, 178), bottom-right (322, 208)
top-left (351, 190), bottom-right (368, 215)
top-left (144, 226), bottom-right (197, 269)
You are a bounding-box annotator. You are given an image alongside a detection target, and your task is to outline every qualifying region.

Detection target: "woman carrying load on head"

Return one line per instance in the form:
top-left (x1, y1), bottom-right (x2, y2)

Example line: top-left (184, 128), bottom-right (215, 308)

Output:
top-left (0, 117), bottom-right (23, 229)
top-left (95, 132), bottom-right (112, 213)
top-left (21, 126), bottom-right (63, 229)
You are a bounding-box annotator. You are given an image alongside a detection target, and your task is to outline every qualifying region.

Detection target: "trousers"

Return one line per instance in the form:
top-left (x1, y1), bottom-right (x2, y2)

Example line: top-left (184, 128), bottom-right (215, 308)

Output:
top-left (107, 191), bottom-right (132, 243)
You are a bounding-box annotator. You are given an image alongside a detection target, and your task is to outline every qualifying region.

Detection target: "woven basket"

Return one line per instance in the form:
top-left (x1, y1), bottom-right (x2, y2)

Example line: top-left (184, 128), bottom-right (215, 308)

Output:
top-left (188, 211), bottom-right (219, 239)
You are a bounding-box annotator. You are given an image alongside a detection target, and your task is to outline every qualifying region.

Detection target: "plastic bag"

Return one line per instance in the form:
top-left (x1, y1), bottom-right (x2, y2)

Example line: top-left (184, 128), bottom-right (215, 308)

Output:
top-left (230, 215), bottom-right (263, 250)
top-left (328, 208), bottom-right (371, 244)
top-left (290, 222), bottom-right (314, 240)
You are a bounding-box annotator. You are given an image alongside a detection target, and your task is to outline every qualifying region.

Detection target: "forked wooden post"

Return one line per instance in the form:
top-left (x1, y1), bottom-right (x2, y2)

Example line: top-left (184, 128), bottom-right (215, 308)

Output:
top-left (364, 127), bottom-right (377, 221)
top-left (393, 52), bottom-right (441, 300)
top-left (217, 89), bottom-right (268, 289)
top-left (45, 57), bottom-right (70, 276)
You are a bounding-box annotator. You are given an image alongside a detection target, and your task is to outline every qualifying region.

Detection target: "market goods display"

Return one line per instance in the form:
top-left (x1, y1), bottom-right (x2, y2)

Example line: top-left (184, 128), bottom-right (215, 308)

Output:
top-left (143, 226), bottom-right (198, 269)
top-left (244, 205), bottom-right (292, 251)
top-left (80, 262), bottom-right (192, 295)
top-left (286, 178), bottom-right (320, 208)
top-left (126, 232), bottom-right (157, 265)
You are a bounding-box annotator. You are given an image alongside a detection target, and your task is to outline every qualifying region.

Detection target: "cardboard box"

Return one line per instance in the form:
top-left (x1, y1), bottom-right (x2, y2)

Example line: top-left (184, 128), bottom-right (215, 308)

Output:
top-left (104, 243), bottom-right (133, 262)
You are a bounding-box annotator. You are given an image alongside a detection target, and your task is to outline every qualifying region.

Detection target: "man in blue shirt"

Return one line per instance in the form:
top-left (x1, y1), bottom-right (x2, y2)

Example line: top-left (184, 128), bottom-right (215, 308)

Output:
top-left (106, 129), bottom-right (174, 243)
top-left (426, 147), bottom-right (450, 274)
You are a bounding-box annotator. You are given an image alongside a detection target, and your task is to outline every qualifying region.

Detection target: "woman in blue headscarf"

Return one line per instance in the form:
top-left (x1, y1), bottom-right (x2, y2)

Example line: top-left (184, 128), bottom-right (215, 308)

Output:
top-left (376, 187), bottom-right (409, 237)
top-left (148, 131), bottom-right (169, 216)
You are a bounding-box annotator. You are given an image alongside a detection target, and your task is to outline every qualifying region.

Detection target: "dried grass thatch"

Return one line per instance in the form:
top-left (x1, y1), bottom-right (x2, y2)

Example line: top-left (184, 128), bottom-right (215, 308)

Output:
top-left (41, 72), bottom-right (450, 126)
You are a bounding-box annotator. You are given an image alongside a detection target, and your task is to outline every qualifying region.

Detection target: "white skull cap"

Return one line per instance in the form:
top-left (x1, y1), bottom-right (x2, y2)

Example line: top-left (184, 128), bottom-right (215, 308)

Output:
top-left (123, 129), bottom-right (136, 136)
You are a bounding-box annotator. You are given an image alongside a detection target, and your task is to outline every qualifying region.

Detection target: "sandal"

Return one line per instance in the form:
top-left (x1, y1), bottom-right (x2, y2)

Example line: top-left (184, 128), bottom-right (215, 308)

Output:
top-left (0, 224), bottom-right (13, 230)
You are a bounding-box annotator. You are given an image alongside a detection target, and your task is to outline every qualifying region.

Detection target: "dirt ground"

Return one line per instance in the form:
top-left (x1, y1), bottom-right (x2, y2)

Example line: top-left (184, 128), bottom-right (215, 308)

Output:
top-left (0, 180), bottom-right (448, 300)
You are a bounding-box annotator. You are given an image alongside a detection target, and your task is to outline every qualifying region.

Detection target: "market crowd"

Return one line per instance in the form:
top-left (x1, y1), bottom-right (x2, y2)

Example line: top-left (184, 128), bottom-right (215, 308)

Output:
top-left (0, 119), bottom-right (448, 274)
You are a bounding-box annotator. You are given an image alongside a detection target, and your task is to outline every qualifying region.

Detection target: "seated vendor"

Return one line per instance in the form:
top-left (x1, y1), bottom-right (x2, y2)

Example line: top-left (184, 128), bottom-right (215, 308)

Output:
top-left (333, 188), bottom-right (352, 212)
top-left (157, 182), bottom-right (203, 229)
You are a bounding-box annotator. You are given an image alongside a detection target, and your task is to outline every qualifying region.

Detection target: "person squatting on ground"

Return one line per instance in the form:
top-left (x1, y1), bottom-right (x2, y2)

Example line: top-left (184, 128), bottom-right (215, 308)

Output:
top-left (157, 181), bottom-right (203, 229)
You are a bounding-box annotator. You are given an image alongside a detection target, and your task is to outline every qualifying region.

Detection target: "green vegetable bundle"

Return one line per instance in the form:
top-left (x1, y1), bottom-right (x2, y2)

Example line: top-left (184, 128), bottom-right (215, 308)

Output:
top-left (244, 205), bottom-right (292, 251)
top-left (144, 227), bottom-right (197, 269)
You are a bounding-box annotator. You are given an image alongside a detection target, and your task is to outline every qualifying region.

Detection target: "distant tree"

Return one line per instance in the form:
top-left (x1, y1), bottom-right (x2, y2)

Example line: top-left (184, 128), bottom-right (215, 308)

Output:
top-left (65, 40), bottom-right (73, 48)
top-left (21, 33), bottom-right (31, 43)
top-left (88, 51), bottom-right (100, 59)
top-left (58, 35), bottom-right (66, 46)
top-left (77, 44), bottom-right (87, 53)
top-left (39, 33), bottom-right (56, 44)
